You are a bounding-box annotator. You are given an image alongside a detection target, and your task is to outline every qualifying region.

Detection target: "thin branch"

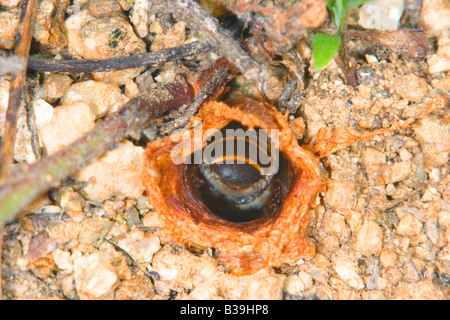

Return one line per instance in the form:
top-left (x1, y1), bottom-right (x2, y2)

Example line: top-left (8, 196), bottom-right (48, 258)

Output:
top-left (27, 41), bottom-right (212, 73)
top-left (0, 80), bottom-right (193, 226)
top-left (0, 0), bottom-right (37, 178)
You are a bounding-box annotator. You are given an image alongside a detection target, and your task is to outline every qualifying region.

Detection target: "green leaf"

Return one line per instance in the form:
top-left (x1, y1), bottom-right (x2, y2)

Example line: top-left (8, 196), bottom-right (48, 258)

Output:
top-left (331, 6), bottom-right (341, 29)
top-left (312, 33), bottom-right (341, 71)
top-left (336, 0), bottom-right (345, 12)
top-left (346, 0), bottom-right (374, 9)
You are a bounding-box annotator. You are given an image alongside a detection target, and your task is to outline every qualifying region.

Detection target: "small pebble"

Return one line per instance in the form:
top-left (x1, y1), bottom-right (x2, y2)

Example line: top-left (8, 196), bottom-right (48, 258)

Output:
top-left (73, 249), bottom-right (131, 300)
top-left (323, 212), bottom-right (351, 242)
top-left (77, 140), bottom-right (146, 203)
top-left (150, 246), bottom-right (218, 290)
top-left (62, 80), bottom-right (121, 118)
top-left (32, 99), bottom-right (54, 129)
top-left (364, 55), bottom-right (378, 64)
top-left (78, 217), bottom-right (114, 247)
top-left (0, 0), bottom-right (20, 7)
top-left (332, 252), bottom-right (365, 290)
top-left (130, 0), bottom-right (151, 38)
top-left (142, 211), bottom-right (163, 228)
top-left (431, 76), bottom-right (450, 91)
top-left (356, 64), bottom-right (379, 85)
top-left (43, 74), bottom-right (73, 101)
top-left (345, 210), bottom-right (363, 234)
top-left (383, 161), bottom-right (412, 184)
top-left (354, 220), bottom-right (383, 256)
top-left (421, 0), bottom-right (450, 33)
top-left (39, 102), bottom-right (96, 155)
top-left (52, 249), bottom-right (74, 273)
top-left (393, 74), bottom-right (429, 102)
top-left (324, 180), bottom-right (357, 211)
top-left (436, 244), bottom-right (450, 275)
top-left (218, 268), bottom-right (283, 300)
top-left (382, 266), bottom-right (402, 286)
top-left (150, 21), bottom-right (186, 52)
top-left (413, 109), bottom-right (450, 167)
top-left (396, 214), bottom-right (423, 237)
top-left (363, 147), bottom-right (386, 179)
top-left (390, 281), bottom-right (444, 300)
top-left (117, 231), bottom-right (161, 263)
top-left (438, 209), bottom-right (450, 230)
top-left (65, 0), bottom-right (146, 85)
top-left (283, 274), bottom-right (306, 296)
top-left (0, 8), bottom-right (20, 50)
top-left (297, 271), bottom-right (314, 290)
top-left (379, 250), bottom-right (398, 268)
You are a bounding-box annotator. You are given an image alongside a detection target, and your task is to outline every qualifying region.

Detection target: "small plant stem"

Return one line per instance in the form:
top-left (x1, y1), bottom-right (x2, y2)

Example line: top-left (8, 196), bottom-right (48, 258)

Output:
top-left (335, 23), bottom-right (357, 88)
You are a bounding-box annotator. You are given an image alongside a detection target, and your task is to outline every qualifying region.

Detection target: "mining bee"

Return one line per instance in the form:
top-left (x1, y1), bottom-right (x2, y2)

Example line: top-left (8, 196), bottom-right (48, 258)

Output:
top-left (188, 121), bottom-right (291, 223)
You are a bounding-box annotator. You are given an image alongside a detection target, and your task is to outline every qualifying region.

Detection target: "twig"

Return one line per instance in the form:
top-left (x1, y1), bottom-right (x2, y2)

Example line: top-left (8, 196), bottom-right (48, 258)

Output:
top-left (153, 0), bottom-right (270, 88)
top-left (0, 80), bottom-right (193, 226)
top-left (346, 29), bottom-right (430, 60)
top-left (159, 57), bottom-right (237, 135)
top-left (27, 41), bottom-right (212, 73)
top-left (0, 0), bottom-right (37, 178)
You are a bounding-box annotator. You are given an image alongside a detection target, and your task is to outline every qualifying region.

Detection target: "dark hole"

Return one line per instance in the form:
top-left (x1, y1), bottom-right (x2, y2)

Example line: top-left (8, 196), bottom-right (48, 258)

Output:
top-left (187, 122), bottom-right (292, 223)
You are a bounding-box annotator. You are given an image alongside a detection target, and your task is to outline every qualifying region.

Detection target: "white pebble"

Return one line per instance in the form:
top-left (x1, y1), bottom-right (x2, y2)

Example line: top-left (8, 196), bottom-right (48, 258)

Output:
top-left (117, 231), bottom-right (161, 263)
top-left (283, 274), bottom-right (305, 295)
top-left (77, 140), bottom-right (145, 202)
top-left (355, 220), bottom-right (383, 256)
top-left (332, 252), bottom-right (365, 290)
top-left (359, 0), bottom-right (404, 31)
top-left (62, 80), bottom-right (121, 118)
top-left (39, 102), bottom-right (95, 155)
top-left (33, 99), bottom-right (54, 129)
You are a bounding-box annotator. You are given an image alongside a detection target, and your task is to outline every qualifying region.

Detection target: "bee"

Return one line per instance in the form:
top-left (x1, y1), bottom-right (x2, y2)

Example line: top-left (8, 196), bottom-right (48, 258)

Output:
top-left (187, 121), bottom-right (291, 223)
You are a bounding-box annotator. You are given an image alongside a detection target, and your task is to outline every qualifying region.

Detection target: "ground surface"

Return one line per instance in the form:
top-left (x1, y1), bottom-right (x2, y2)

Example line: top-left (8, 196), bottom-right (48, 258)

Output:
top-left (1, 0), bottom-right (449, 300)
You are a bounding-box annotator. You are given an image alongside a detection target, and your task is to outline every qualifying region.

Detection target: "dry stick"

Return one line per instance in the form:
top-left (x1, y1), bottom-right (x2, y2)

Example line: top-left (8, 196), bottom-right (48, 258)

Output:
top-left (28, 41), bottom-right (211, 73)
top-left (0, 56), bottom-right (236, 226)
top-left (155, 0), bottom-right (270, 88)
top-left (0, 80), bottom-right (193, 226)
top-left (160, 57), bottom-right (237, 135)
top-left (0, 0), bottom-right (37, 178)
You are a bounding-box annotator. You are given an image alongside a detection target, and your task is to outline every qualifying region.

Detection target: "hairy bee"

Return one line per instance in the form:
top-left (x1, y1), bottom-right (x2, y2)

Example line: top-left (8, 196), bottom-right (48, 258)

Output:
top-left (188, 121), bottom-right (291, 223)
